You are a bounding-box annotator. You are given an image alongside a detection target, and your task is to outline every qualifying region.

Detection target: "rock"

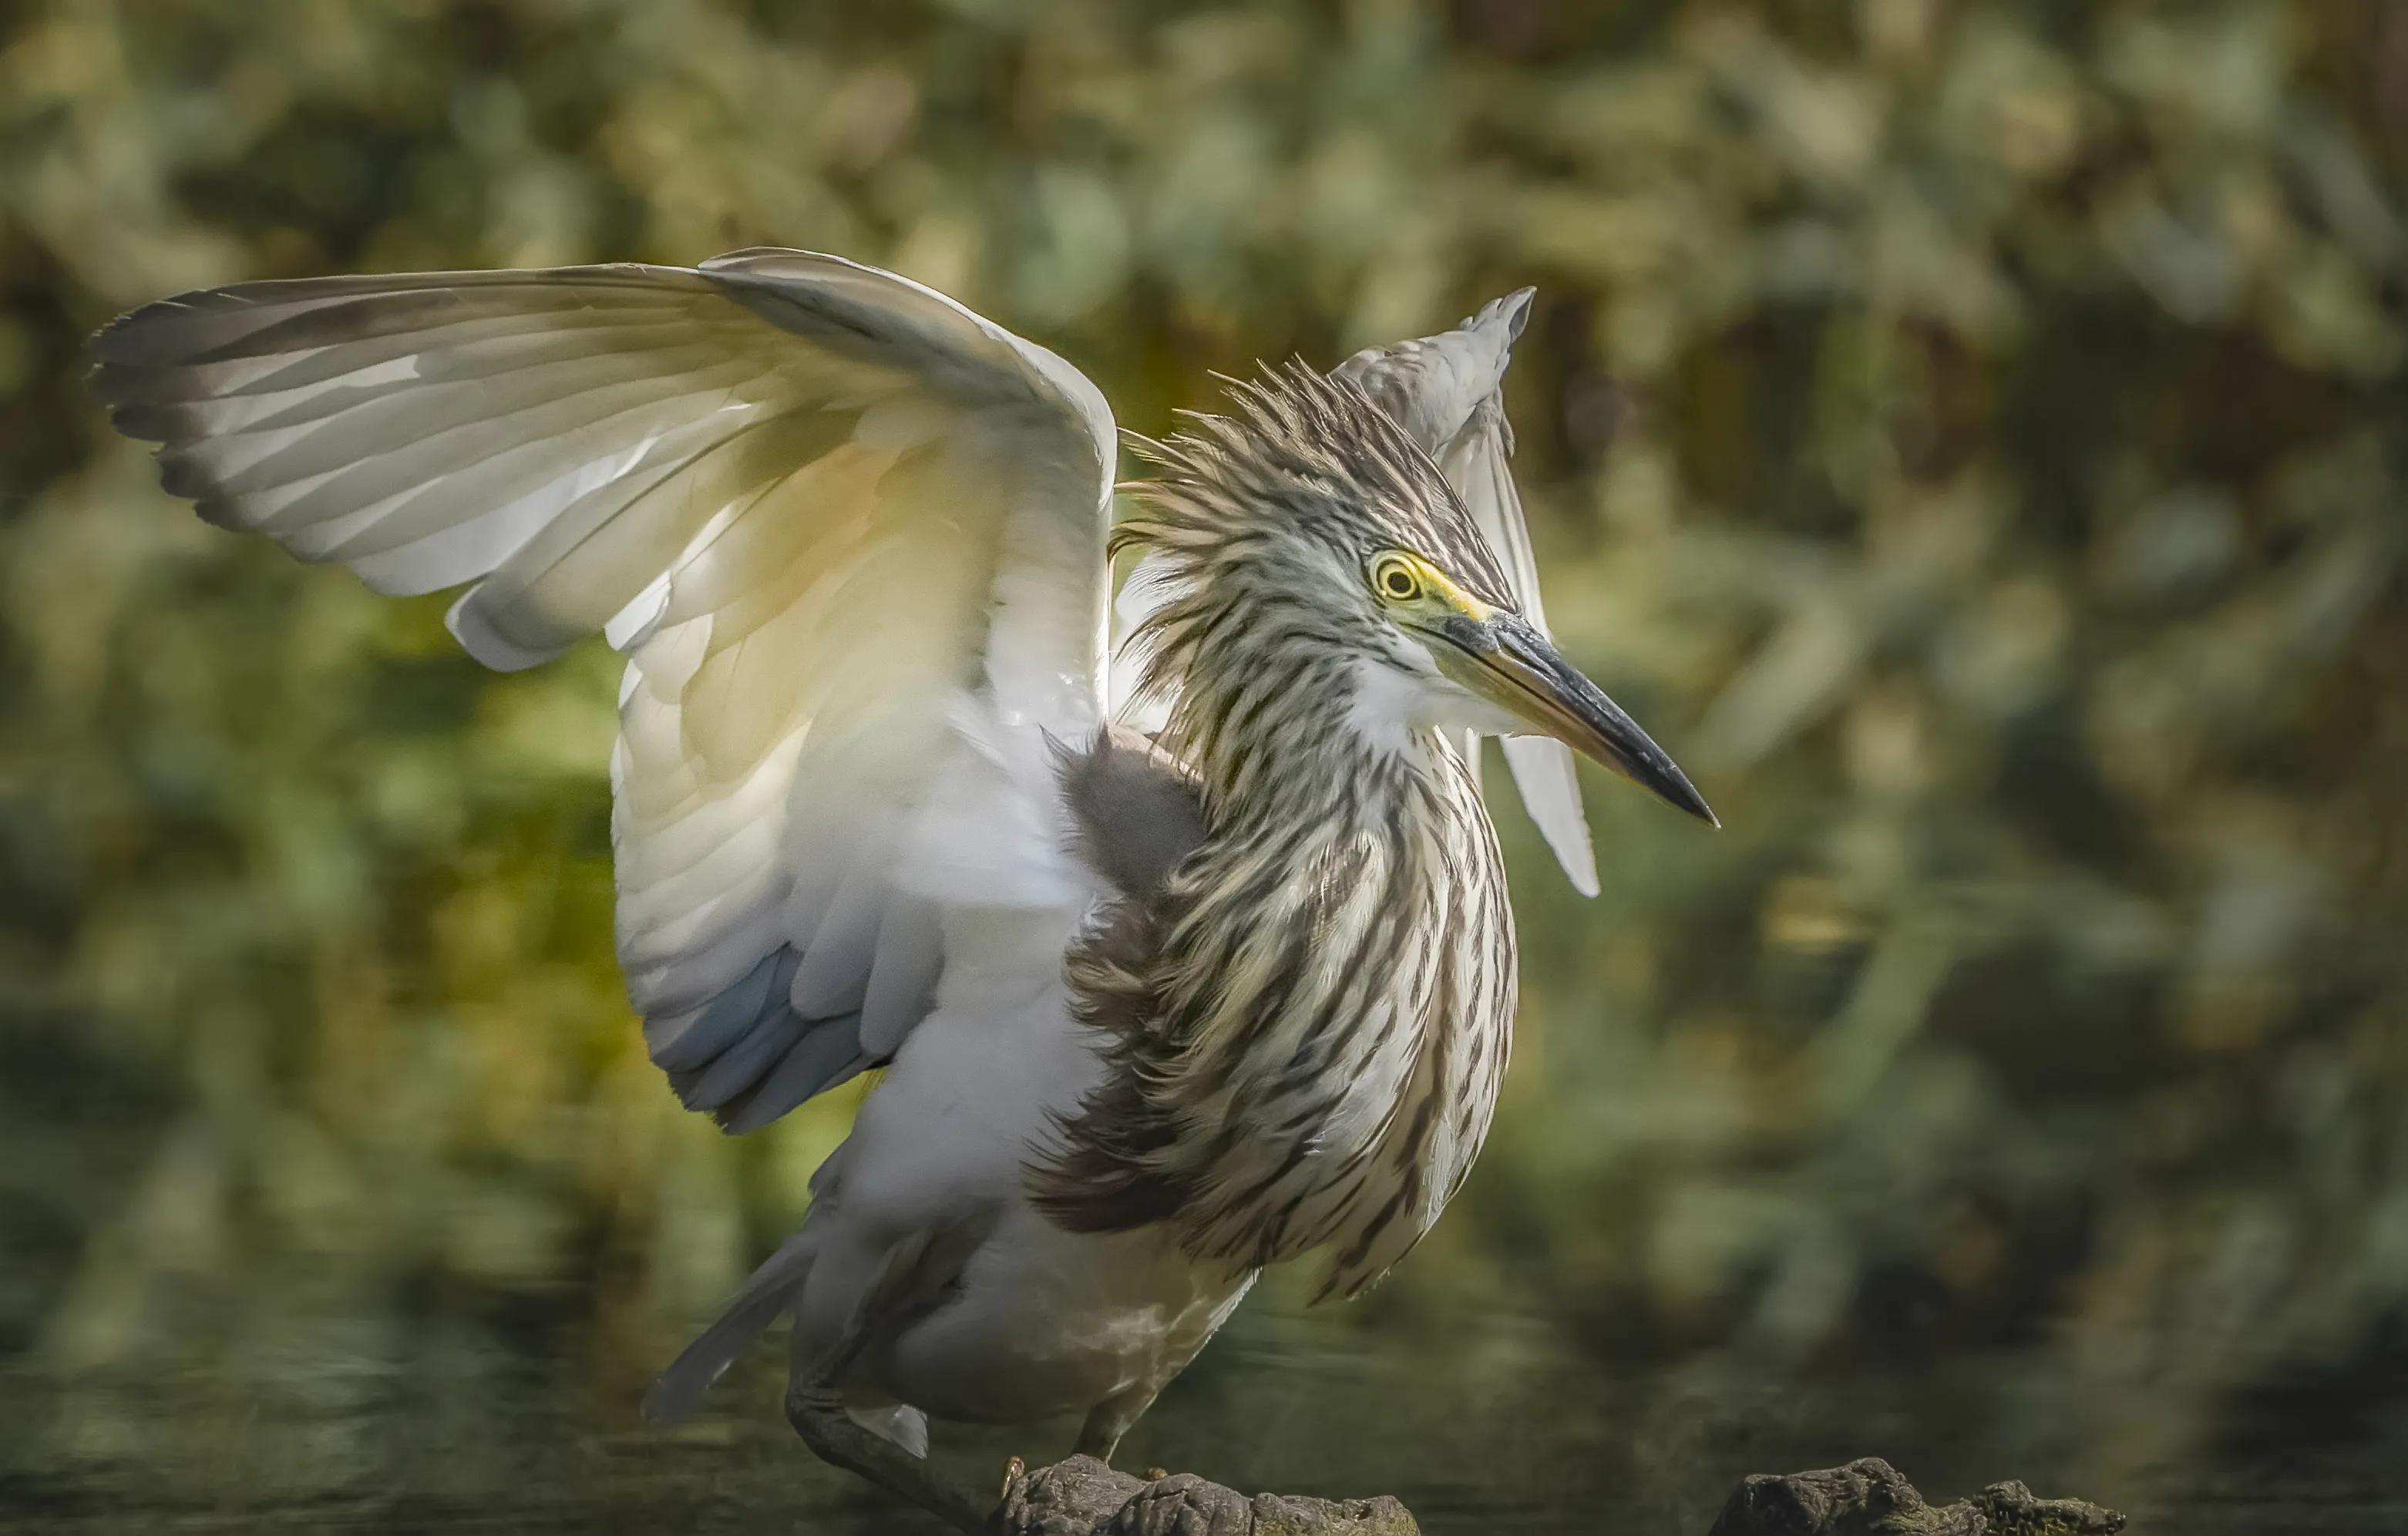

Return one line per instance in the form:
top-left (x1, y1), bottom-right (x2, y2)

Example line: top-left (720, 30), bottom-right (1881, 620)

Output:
top-left (992, 1454), bottom-right (1420, 1536)
top-left (993, 1455), bottom-right (1143, 1534)
top-left (1706, 1457), bottom-right (2124, 1536)
top-left (990, 1449), bottom-right (2115, 1536)
top-left (1961, 1481), bottom-right (2128, 1536)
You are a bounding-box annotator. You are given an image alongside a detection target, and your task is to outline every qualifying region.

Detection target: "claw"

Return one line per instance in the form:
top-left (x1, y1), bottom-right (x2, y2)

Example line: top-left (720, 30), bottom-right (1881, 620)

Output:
top-left (1001, 1454), bottom-right (1027, 1501)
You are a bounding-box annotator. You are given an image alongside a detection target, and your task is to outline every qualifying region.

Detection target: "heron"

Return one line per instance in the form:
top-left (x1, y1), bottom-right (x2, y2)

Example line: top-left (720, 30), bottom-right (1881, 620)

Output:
top-left (87, 249), bottom-right (1714, 1529)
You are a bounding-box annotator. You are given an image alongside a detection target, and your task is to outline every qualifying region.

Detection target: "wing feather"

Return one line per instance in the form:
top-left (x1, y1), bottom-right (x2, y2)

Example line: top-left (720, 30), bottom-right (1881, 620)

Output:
top-left (93, 249), bottom-right (1115, 1129)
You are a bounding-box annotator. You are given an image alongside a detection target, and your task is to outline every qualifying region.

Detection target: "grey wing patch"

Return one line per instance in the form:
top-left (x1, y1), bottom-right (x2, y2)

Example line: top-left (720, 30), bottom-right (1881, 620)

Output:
top-left (1055, 724), bottom-right (1207, 899)
top-left (642, 887), bottom-right (945, 1137)
top-left (644, 946), bottom-right (874, 1134)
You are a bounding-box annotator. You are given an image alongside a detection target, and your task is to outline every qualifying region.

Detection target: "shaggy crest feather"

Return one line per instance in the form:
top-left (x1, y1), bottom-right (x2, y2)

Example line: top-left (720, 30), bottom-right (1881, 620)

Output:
top-left (1035, 362), bottom-right (1518, 1299)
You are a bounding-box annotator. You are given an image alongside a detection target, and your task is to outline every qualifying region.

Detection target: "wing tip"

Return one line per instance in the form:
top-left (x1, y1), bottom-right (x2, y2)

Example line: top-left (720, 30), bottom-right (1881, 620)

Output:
top-left (1549, 822), bottom-right (1602, 897)
top-left (86, 299), bottom-right (180, 368)
top-left (1561, 851), bottom-right (1602, 898)
top-left (1500, 736), bottom-right (1601, 896)
top-left (86, 284), bottom-right (278, 370)
top-left (444, 590), bottom-right (563, 672)
top-left (1465, 287), bottom-right (1536, 345)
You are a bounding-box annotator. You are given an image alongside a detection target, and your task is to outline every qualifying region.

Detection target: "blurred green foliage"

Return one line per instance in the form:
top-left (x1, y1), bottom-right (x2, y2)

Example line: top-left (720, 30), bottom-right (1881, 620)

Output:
top-left (2, 0), bottom-right (2405, 1524)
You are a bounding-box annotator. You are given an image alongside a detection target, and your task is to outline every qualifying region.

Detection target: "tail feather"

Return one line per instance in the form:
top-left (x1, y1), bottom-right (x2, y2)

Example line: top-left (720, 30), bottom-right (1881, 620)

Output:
top-left (642, 1232), bottom-right (819, 1425)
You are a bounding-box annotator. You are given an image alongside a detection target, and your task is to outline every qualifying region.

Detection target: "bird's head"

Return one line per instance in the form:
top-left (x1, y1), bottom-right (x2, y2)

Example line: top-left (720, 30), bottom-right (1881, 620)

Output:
top-left (1118, 363), bottom-right (1714, 825)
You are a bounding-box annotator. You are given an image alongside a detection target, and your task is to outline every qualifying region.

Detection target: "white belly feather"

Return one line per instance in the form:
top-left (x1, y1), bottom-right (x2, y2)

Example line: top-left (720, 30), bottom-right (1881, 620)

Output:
top-left (789, 916), bottom-right (1254, 1427)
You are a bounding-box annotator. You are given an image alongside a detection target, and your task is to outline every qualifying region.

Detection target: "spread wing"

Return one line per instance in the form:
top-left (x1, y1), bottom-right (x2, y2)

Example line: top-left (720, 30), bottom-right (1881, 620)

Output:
top-left (1337, 290), bottom-right (1601, 896)
top-left (92, 249), bottom-right (1115, 1131)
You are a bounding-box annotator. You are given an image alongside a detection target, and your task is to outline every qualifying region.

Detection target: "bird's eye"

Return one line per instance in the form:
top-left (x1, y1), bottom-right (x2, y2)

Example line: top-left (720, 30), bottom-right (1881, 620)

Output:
top-left (1374, 556), bottom-right (1422, 602)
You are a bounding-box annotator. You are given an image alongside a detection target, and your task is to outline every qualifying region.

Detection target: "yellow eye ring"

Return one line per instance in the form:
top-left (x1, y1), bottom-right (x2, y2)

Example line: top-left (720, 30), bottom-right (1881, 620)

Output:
top-left (1373, 556), bottom-right (1422, 602)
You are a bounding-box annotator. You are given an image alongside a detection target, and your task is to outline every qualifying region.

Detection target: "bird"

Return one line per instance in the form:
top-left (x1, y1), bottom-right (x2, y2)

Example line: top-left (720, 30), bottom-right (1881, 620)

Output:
top-left (86, 248), bottom-right (1714, 1529)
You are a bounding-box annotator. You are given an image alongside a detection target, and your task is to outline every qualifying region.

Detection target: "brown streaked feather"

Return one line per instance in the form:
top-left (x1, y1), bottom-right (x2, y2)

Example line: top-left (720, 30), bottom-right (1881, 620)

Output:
top-left (1032, 362), bottom-right (1519, 1299)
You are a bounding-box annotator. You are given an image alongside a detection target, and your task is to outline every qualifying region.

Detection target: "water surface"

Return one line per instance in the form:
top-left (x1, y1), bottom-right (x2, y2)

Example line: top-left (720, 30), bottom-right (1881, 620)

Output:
top-left (5, 1269), bottom-right (2401, 1533)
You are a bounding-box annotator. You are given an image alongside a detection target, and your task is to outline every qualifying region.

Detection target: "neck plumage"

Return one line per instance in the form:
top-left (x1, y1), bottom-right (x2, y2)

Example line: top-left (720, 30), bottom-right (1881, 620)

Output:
top-left (1040, 579), bottom-right (1518, 1299)
top-left (1171, 607), bottom-right (1419, 824)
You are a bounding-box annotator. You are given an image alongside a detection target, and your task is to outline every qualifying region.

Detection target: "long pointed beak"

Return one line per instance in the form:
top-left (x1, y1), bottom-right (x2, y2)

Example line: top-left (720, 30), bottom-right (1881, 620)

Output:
top-left (1437, 613), bottom-right (1717, 826)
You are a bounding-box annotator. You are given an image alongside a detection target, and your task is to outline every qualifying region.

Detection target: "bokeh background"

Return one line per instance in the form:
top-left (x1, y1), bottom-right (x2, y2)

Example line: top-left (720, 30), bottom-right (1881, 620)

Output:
top-left (3, 2), bottom-right (2405, 1531)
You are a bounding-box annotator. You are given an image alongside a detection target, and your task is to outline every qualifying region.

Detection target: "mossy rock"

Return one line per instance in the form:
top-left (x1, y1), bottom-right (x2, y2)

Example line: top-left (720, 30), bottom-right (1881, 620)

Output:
top-left (1707, 1457), bottom-right (2124, 1536)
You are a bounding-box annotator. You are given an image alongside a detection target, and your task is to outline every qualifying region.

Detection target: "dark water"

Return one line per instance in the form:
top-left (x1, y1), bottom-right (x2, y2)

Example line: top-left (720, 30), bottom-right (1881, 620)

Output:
top-left (2, 1271), bottom-right (2403, 1534)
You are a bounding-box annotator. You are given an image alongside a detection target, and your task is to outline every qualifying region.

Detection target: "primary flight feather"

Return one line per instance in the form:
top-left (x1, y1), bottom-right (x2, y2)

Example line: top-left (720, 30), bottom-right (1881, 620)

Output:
top-left (89, 249), bottom-right (1710, 1529)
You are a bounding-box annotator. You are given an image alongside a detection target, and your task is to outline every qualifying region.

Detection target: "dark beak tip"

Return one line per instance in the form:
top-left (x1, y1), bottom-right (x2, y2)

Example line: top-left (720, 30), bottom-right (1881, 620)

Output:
top-left (1672, 785), bottom-right (1720, 828)
top-left (1633, 752), bottom-right (1716, 828)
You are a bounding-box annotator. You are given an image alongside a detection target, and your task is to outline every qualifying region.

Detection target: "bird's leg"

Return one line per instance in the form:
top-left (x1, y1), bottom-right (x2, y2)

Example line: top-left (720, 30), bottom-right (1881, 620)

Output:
top-left (783, 1230), bottom-right (999, 1531)
top-left (785, 1381), bottom-right (990, 1534)
top-left (1072, 1380), bottom-right (1162, 1466)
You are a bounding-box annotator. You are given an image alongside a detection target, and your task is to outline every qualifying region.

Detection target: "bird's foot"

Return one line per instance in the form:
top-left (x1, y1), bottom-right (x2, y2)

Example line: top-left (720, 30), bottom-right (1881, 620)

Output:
top-left (1143, 1466), bottom-right (1169, 1481)
top-left (785, 1383), bottom-right (989, 1534)
top-left (1001, 1454), bottom-right (1027, 1501)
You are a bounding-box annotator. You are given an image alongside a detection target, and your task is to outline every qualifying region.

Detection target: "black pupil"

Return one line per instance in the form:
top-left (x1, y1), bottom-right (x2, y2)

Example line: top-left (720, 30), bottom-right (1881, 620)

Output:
top-left (1385, 568), bottom-right (1413, 595)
